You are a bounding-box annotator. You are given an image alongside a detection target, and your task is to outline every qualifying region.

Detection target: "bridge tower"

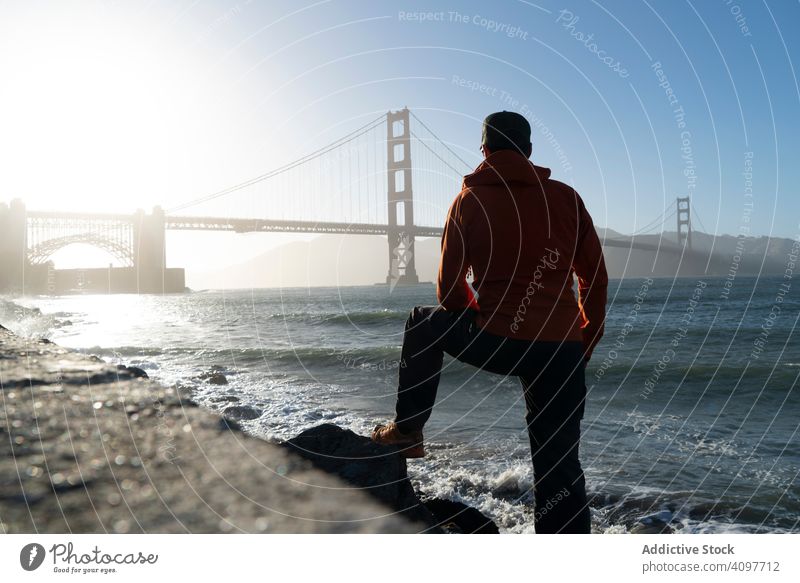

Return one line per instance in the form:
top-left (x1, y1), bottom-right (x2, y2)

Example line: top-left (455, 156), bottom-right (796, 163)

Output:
top-left (386, 107), bottom-right (419, 287)
top-left (134, 206), bottom-right (167, 293)
top-left (0, 199), bottom-right (28, 292)
top-left (677, 196), bottom-right (692, 249)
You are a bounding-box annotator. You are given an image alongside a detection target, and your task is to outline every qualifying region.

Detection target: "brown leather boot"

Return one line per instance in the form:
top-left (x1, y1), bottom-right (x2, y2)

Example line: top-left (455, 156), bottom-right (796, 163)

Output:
top-left (371, 422), bottom-right (425, 458)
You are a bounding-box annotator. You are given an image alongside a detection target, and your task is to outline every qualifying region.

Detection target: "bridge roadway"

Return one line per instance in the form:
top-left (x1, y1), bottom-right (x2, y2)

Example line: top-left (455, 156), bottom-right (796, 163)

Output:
top-left (24, 210), bottom-right (690, 254)
top-left (163, 215), bottom-right (688, 255)
top-left (165, 215), bottom-right (445, 237)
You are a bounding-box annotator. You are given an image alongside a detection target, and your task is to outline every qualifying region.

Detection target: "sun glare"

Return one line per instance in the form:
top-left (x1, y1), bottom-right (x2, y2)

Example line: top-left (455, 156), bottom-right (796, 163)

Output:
top-left (0, 4), bottom-right (244, 216)
top-left (0, 4), bottom-right (263, 268)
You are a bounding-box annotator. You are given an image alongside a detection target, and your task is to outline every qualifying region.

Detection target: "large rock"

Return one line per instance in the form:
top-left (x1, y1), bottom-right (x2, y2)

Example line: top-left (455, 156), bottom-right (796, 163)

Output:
top-left (0, 330), bottom-right (418, 533)
top-left (284, 424), bottom-right (437, 528)
top-left (283, 424), bottom-right (501, 533)
top-left (222, 404), bottom-right (262, 421)
top-left (197, 368), bottom-right (228, 385)
top-left (420, 496), bottom-right (499, 534)
top-left (117, 364), bottom-right (149, 379)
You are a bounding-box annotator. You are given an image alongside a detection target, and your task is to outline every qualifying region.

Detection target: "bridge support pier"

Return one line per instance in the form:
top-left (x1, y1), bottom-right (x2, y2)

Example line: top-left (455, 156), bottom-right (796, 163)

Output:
top-left (134, 206), bottom-right (169, 293)
top-left (0, 199), bottom-right (28, 292)
top-left (386, 108), bottom-right (419, 288)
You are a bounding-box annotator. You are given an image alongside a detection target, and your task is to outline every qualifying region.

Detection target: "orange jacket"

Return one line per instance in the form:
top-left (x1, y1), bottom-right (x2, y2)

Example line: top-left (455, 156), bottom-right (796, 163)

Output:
top-left (437, 150), bottom-right (608, 360)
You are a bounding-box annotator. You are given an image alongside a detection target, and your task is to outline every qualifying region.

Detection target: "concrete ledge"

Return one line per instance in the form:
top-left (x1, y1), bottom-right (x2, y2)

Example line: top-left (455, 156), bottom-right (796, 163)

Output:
top-left (0, 326), bottom-right (418, 533)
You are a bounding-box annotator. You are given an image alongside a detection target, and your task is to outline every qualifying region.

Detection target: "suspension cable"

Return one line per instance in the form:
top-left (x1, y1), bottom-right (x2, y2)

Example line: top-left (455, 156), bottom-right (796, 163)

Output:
top-left (692, 205), bottom-right (711, 234)
top-left (167, 114), bottom-right (385, 213)
top-left (409, 111), bottom-right (473, 171)
top-left (410, 130), bottom-right (469, 177)
top-left (630, 205), bottom-right (676, 236)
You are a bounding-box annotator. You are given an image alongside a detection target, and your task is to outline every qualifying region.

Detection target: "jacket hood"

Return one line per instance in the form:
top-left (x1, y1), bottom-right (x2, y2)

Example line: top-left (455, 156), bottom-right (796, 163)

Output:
top-left (463, 150), bottom-right (551, 189)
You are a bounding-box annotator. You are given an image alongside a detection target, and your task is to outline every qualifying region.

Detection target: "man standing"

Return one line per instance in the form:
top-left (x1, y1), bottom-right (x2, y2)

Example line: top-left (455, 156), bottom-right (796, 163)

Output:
top-left (372, 111), bottom-right (607, 533)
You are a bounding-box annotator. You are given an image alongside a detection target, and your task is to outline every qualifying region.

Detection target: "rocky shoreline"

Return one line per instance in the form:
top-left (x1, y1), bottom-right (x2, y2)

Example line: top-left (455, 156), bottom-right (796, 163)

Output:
top-left (0, 325), bottom-right (497, 534)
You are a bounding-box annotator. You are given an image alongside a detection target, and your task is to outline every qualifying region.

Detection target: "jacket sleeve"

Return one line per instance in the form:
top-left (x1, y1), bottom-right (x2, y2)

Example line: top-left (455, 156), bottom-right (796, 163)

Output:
top-left (572, 194), bottom-right (608, 360)
top-left (437, 192), bottom-right (479, 311)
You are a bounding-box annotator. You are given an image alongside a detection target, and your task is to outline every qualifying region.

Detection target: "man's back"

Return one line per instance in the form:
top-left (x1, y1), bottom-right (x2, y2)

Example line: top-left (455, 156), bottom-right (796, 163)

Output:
top-left (437, 149), bottom-right (608, 359)
top-left (375, 112), bottom-right (604, 533)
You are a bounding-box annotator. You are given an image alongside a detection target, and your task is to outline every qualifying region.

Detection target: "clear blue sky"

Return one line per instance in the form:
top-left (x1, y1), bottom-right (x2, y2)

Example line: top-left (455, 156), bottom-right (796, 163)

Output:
top-left (1, 0), bottom-right (798, 272)
top-left (200, 0), bottom-right (796, 239)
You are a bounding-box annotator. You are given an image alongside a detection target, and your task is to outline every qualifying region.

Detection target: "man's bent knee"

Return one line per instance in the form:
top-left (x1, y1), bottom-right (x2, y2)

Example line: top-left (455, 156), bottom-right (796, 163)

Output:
top-left (407, 305), bottom-right (437, 327)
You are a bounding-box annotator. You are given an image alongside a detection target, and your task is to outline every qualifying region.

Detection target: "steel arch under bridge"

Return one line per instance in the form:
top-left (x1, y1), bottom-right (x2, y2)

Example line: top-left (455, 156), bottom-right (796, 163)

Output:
top-left (26, 212), bottom-right (137, 267)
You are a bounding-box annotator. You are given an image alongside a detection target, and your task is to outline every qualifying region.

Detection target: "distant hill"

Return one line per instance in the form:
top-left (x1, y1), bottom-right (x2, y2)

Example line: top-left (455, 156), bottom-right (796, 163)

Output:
top-left (639, 230), bottom-right (798, 263)
top-left (188, 229), bottom-right (796, 289)
top-left (188, 235), bottom-right (441, 289)
top-left (598, 229), bottom-right (794, 278)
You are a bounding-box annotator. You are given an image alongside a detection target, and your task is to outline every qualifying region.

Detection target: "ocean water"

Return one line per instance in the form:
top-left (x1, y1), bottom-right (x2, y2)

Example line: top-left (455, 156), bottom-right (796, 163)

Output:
top-left (3, 275), bottom-right (798, 533)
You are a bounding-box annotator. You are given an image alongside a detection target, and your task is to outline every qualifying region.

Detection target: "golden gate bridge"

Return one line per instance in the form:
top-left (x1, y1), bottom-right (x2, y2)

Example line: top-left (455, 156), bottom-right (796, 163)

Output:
top-left (0, 108), bottom-right (698, 294)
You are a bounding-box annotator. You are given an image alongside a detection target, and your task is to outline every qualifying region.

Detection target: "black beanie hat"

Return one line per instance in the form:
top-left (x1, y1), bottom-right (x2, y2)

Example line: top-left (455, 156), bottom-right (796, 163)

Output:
top-left (481, 111), bottom-right (531, 154)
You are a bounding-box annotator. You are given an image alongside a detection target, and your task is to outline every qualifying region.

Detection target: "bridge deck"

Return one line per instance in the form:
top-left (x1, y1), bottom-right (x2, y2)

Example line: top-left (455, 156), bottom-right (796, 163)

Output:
top-left (165, 216), bottom-right (445, 237)
top-left (165, 217), bottom-right (690, 253)
top-left (25, 210), bottom-right (696, 255)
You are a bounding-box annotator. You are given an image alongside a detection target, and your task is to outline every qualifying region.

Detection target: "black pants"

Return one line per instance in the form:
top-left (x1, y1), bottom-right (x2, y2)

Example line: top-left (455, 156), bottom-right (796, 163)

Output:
top-left (394, 306), bottom-right (590, 534)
